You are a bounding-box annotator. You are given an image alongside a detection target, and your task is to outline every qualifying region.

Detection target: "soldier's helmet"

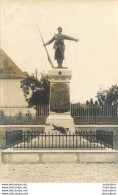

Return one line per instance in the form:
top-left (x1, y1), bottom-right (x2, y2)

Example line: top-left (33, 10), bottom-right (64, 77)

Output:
top-left (57, 27), bottom-right (62, 32)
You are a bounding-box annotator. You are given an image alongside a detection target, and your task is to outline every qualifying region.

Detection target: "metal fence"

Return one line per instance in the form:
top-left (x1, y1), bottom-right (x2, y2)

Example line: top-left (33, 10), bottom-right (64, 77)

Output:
top-left (96, 130), bottom-right (113, 147)
top-left (6, 130), bottom-right (22, 148)
top-left (71, 104), bottom-right (118, 124)
top-left (0, 105), bottom-right (49, 125)
top-left (6, 130), bottom-right (113, 150)
top-left (0, 105), bottom-right (118, 125)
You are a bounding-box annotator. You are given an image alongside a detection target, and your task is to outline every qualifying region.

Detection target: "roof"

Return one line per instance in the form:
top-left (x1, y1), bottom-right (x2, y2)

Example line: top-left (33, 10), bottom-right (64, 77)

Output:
top-left (0, 49), bottom-right (25, 79)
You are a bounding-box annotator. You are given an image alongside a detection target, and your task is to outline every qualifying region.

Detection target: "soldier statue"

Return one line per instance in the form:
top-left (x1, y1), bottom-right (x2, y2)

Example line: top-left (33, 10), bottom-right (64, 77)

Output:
top-left (44, 27), bottom-right (79, 68)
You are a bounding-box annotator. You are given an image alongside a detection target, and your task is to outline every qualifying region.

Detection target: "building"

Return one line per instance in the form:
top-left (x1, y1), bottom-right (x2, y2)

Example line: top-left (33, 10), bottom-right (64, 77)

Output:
top-left (0, 48), bottom-right (27, 106)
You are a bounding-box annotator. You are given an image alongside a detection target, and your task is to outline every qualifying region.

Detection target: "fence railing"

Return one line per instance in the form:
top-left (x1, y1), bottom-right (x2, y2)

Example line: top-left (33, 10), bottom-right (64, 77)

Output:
top-left (71, 104), bottom-right (118, 125)
top-left (0, 105), bottom-right (118, 125)
top-left (0, 105), bottom-right (49, 125)
top-left (6, 130), bottom-right (113, 150)
top-left (6, 130), bottom-right (22, 148)
top-left (96, 130), bottom-right (113, 147)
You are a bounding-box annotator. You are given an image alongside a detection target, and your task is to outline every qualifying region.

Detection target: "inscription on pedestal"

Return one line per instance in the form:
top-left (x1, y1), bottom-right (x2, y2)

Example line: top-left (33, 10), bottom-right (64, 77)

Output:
top-left (50, 83), bottom-right (70, 113)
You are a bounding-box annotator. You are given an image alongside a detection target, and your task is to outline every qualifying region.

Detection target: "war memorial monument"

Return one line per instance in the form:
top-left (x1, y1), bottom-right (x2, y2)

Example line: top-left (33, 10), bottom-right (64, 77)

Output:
top-left (43, 27), bottom-right (79, 132)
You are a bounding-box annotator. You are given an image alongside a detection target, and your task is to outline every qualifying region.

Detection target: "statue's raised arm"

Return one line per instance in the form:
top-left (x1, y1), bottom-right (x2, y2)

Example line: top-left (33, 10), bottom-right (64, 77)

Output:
top-left (63, 34), bottom-right (79, 42)
top-left (44, 27), bottom-right (79, 68)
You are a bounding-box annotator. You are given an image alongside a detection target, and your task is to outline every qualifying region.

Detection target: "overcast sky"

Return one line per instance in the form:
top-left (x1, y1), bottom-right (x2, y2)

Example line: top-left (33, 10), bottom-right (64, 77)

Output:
top-left (1, 0), bottom-right (118, 103)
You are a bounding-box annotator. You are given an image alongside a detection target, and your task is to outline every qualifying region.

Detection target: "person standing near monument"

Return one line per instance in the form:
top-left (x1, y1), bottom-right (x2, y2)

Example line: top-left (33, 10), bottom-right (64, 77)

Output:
top-left (44, 27), bottom-right (79, 68)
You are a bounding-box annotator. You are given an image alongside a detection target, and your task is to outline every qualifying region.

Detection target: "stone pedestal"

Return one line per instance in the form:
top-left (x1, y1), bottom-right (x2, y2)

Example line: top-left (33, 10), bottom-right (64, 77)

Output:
top-left (45, 68), bottom-right (75, 133)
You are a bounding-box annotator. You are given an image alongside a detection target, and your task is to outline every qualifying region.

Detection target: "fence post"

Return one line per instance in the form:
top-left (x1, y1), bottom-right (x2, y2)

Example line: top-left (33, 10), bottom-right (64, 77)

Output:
top-left (112, 131), bottom-right (113, 150)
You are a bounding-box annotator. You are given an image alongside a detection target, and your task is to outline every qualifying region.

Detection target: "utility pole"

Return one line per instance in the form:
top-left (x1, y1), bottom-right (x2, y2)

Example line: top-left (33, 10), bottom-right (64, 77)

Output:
top-left (35, 68), bottom-right (37, 80)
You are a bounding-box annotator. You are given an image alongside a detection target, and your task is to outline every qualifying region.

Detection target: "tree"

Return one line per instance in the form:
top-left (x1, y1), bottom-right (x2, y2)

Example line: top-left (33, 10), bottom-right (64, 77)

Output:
top-left (86, 85), bottom-right (118, 106)
top-left (86, 98), bottom-right (96, 106)
top-left (20, 73), bottom-right (50, 107)
top-left (96, 85), bottom-right (118, 106)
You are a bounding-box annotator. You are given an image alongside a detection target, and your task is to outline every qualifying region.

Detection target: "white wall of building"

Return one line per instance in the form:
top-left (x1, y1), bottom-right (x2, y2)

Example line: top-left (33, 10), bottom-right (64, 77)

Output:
top-left (0, 79), bottom-right (27, 106)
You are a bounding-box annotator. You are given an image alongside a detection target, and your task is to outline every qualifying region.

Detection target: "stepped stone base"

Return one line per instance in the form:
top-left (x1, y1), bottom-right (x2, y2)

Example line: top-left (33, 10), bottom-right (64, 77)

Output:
top-left (2, 150), bottom-right (118, 163)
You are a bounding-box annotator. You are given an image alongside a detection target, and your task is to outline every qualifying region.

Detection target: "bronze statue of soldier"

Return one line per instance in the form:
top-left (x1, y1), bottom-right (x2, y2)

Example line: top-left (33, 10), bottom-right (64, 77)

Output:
top-left (44, 27), bottom-right (79, 68)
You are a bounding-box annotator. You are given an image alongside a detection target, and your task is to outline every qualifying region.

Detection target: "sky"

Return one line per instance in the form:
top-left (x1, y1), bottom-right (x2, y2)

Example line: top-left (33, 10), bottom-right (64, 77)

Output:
top-left (1, 0), bottom-right (118, 103)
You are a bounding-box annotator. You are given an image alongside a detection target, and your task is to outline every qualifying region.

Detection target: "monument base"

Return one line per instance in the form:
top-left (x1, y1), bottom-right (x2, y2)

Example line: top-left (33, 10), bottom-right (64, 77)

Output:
top-left (45, 113), bottom-right (75, 133)
top-left (45, 68), bottom-right (75, 133)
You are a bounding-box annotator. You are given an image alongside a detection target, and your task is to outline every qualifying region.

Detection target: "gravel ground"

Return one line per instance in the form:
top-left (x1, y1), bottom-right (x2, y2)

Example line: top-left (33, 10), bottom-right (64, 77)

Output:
top-left (0, 150), bottom-right (118, 183)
